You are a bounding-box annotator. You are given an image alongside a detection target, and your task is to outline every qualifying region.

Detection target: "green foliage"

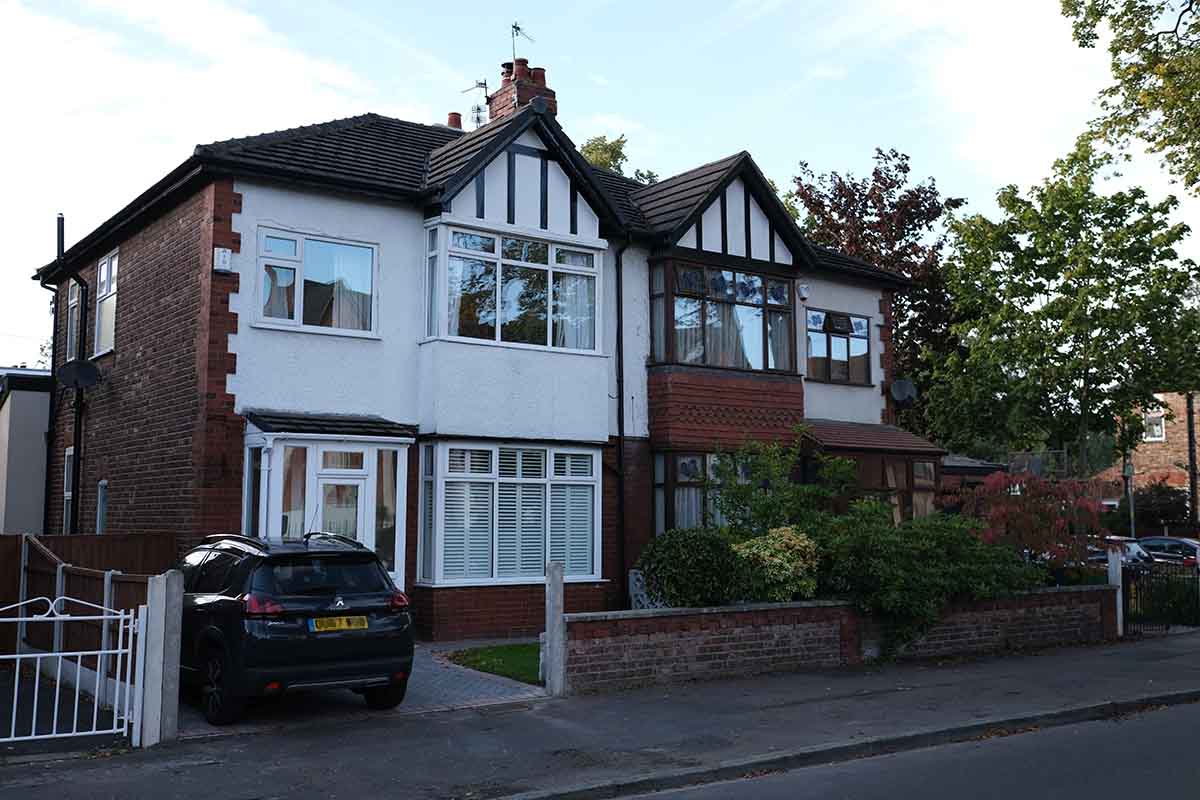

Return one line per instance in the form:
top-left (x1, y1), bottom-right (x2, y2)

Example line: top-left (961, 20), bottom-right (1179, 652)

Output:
top-left (810, 502), bottom-right (1046, 653)
top-left (1107, 479), bottom-right (1192, 533)
top-left (1062, 0), bottom-right (1200, 192)
top-left (733, 527), bottom-right (820, 603)
top-left (579, 134), bottom-right (658, 184)
top-left (635, 528), bottom-right (741, 608)
top-left (928, 138), bottom-right (1199, 468)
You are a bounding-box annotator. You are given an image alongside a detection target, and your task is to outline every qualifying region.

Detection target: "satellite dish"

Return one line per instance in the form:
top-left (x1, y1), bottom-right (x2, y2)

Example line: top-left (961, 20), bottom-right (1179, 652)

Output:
top-left (57, 359), bottom-right (100, 390)
top-left (890, 378), bottom-right (918, 408)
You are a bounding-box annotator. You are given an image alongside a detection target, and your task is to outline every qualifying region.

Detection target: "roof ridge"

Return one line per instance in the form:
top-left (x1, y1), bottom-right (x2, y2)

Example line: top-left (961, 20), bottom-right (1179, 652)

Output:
top-left (195, 113), bottom-right (386, 156)
top-left (427, 105), bottom-right (533, 161)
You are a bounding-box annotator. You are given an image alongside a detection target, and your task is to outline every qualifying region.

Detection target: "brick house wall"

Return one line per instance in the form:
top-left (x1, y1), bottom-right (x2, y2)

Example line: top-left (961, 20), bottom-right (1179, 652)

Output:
top-left (1093, 392), bottom-right (1197, 498)
top-left (47, 180), bottom-right (242, 555)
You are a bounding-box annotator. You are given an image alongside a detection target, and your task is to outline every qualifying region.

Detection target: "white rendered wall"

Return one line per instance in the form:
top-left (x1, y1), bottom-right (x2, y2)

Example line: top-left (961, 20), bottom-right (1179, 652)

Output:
top-left (799, 275), bottom-right (887, 424)
top-left (687, 177), bottom-right (792, 265)
top-left (0, 390), bottom-right (48, 534)
top-left (605, 244), bottom-right (651, 438)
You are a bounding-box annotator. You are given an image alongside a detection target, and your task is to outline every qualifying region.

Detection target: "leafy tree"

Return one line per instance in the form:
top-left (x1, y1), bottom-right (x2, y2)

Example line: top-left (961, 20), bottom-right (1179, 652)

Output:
top-left (789, 149), bottom-right (966, 436)
top-left (1108, 479), bottom-right (1191, 532)
top-left (1063, 0), bottom-right (1200, 191)
top-left (767, 178), bottom-right (801, 221)
top-left (929, 139), bottom-right (1198, 470)
top-left (579, 134), bottom-right (658, 184)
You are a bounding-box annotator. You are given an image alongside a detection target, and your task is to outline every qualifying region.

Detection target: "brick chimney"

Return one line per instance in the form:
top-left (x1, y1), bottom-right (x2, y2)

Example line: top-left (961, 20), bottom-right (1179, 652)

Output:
top-left (487, 58), bottom-right (557, 122)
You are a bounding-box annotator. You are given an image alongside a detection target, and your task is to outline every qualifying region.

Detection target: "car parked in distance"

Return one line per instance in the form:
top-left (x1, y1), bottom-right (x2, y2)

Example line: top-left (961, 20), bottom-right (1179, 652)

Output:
top-left (178, 533), bottom-right (414, 725)
top-left (1137, 536), bottom-right (1200, 568)
top-left (1086, 537), bottom-right (1155, 567)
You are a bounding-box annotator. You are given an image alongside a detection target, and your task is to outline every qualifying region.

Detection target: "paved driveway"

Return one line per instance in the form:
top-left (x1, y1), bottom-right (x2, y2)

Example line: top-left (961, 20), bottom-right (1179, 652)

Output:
top-left (178, 642), bottom-right (545, 739)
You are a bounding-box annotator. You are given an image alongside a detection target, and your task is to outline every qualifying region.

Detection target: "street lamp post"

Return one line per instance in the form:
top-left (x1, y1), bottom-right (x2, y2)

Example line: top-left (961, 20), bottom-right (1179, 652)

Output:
top-left (1122, 456), bottom-right (1136, 539)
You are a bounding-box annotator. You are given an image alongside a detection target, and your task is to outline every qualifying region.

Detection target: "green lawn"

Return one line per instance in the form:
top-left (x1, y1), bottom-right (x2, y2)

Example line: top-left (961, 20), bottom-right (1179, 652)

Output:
top-left (447, 642), bottom-right (543, 686)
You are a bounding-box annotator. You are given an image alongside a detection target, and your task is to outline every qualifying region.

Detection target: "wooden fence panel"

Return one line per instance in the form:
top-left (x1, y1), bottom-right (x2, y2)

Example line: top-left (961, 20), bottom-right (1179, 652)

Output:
top-left (33, 533), bottom-right (181, 574)
top-left (0, 537), bottom-right (19, 654)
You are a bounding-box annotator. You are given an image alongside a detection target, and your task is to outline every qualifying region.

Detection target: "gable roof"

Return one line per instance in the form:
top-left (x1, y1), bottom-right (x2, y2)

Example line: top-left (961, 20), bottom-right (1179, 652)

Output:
top-left (629, 153), bottom-right (744, 234)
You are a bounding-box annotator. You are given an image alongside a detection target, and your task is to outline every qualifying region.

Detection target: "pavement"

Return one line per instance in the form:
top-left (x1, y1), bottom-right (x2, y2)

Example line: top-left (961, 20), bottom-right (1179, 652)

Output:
top-left (3, 633), bottom-right (1200, 799)
top-left (636, 698), bottom-right (1200, 799)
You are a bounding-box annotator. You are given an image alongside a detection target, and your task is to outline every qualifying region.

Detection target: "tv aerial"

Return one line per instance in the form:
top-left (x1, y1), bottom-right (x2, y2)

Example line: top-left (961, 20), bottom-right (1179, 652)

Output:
top-left (511, 21), bottom-right (534, 62)
top-left (461, 79), bottom-right (489, 129)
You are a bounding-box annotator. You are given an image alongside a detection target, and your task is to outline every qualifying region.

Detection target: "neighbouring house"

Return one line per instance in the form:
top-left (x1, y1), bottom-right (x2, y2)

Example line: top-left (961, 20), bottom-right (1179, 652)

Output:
top-left (0, 367), bottom-right (51, 534)
top-left (1094, 392), bottom-right (1198, 506)
top-left (31, 57), bottom-right (944, 639)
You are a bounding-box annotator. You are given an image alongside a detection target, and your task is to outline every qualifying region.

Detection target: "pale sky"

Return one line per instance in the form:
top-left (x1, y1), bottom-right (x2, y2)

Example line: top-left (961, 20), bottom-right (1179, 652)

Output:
top-left (2, 0), bottom-right (1196, 367)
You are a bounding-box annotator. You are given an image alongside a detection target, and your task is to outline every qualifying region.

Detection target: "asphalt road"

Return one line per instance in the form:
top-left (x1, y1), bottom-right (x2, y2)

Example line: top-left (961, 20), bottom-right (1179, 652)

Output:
top-left (638, 701), bottom-right (1200, 799)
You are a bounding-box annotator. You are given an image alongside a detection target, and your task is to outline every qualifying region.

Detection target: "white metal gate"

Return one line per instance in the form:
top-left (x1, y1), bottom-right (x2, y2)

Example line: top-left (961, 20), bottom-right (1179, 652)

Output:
top-left (1, 596), bottom-right (145, 745)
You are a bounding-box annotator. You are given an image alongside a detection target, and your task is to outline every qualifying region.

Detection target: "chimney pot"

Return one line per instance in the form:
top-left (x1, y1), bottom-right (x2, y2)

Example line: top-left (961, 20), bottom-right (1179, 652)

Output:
top-left (447, 112), bottom-right (462, 130)
top-left (500, 61), bottom-right (513, 86)
top-left (530, 67), bottom-right (546, 86)
top-left (513, 58), bottom-right (530, 80)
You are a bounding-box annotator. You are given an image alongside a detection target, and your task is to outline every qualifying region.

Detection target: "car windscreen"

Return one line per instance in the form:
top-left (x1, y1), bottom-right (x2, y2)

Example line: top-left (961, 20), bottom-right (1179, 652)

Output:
top-left (252, 556), bottom-right (390, 596)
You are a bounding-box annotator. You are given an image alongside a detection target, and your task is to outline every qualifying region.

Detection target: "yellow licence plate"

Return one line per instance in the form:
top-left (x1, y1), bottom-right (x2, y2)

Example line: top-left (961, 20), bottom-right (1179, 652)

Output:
top-left (310, 615), bottom-right (368, 633)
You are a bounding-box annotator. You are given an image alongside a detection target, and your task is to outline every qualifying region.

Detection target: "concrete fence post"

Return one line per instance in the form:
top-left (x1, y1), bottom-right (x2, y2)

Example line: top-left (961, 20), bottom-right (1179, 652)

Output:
top-left (141, 570), bottom-right (182, 747)
top-left (53, 562), bottom-right (69, 653)
top-left (98, 569), bottom-right (116, 707)
top-left (1107, 548), bottom-right (1124, 638)
top-left (16, 535), bottom-right (28, 647)
top-left (544, 561), bottom-right (566, 697)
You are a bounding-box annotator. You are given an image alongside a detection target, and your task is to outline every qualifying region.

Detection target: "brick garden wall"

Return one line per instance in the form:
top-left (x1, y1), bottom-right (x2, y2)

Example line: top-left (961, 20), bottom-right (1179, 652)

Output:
top-left (562, 586), bottom-right (1117, 693)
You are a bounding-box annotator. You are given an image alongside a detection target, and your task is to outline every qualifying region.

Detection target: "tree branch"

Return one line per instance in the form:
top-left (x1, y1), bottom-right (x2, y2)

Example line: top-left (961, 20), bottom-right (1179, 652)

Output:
top-left (1155, 0), bottom-right (1195, 39)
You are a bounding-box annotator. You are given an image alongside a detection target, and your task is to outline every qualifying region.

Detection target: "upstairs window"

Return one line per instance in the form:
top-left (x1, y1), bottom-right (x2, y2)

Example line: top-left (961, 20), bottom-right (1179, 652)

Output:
top-left (806, 309), bottom-right (871, 385)
top-left (94, 250), bottom-right (119, 355)
top-left (1144, 397), bottom-right (1167, 442)
top-left (65, 282), bottom-right (80, 361)
top-left (653, 262), bottom-right (793, 372)
top-left (259, 229), bottom-right (376, 334)
top-left (444, 229), bottom-right (599, 352)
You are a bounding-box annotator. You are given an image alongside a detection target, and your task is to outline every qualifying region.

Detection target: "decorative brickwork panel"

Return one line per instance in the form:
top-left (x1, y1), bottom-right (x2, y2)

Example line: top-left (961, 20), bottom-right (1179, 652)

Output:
top-left (647, 366), bottom-right (805, 450)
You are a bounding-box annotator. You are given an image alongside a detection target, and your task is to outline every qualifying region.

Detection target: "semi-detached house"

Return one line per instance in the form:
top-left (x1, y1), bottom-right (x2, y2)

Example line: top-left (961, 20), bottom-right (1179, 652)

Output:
top-left (33, 59), bottom-right (944, 640)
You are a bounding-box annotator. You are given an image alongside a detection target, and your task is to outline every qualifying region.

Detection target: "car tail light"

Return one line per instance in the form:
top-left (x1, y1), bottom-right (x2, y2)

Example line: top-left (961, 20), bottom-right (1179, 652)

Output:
top-left (390, 591), bottom-right (410, 611)
top-left (245, 593), bottom-right (285, 617)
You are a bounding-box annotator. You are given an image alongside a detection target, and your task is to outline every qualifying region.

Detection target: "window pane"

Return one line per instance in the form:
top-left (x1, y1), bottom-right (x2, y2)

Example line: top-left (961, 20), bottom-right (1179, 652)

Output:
top-left (735, 273), bottom-right (763, 304)
top-left (674, 487), bottom-right (703, 530)
top-left (676, 266), bottom-right (704, 294)
top-left (705, 301), bottom-right (762, 370)
top-left (502, 237), bottom-right (549, 264)
top-left (555, 249), bottom-right (594, 268)
top-left (262, 264), bottom-right (296, 320)
top-left (914, 461), bottom-right (936, 489)
top-left (501, 265), bottom-right (548, 345)
top-left (423, 445), bottom-right (434, 477)
top-left (707, 270), bottom-right (735, 300)
top-left (549, 484), bottom-right (593, 575)
top-left (653, 453), bottom-right (665, 484)
top-left (375, 450), bottom-right (398, 572)
top-left (674, 297), bottom-right (703, 363)
top-left (830, 336), bottom-right (850, 382)
top-left (851, 316), bottom-right (870, 338)
top-left (322, 483), bottom-right (360, 539)
top-left (303, 240), bottom-right (373, 331)
top-left (768, 311), bottom-right (791, 371)
top-left (281, 446), bottom-right (307, 539)
top-left (449, 448), bottom-right (492, 474)
top-left (246, 447), bottom-right (262, 539)
top-left (768, 279), bottom-right (790, 306)
top-left (264, 235), bottom-right (297, 258)
top-left (427, 227), bottom-right (438, 253)
top-left (654, 488), bottom-right (666, 536)
top-left (421, 478), bottom-right (434, 580)
top-left (498, 483), bottom-right (546, 577)
top-left (447, 256), bottom-right (496, 340)
top-left (849, 337), bottom-right (870, 383)
top-left (426, 255), bottom-right (438, 337)
top-left (552, 273), bottom-right (596, 350)
top-left (807, 332), bottom-right (830, 381)
top-left (650, 264), bottom-right (665, 294)
top-left (676, 454), bottom-right (704, 483)
top-left (322, 451), bottom-right (364, 470)
top-left (806, 309), bottom-right (826, 331)
top-left (95, 294), bottom-right (116, 353)
top-left (443, 481), bottom-right (493, 579)
top-left (451, 231), bottom-right (495, 253)
top-left (553, 452), bottom-right (593, 477)
top-left (651, 295), bottom-right (665, 362)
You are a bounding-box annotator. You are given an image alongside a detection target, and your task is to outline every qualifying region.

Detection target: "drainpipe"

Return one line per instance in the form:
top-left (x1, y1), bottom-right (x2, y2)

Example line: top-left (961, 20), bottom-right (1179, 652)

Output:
top-left (69, 269), bottom-right (88, 536)
top-left (1188, 392), bottom-right (1198, 526)
top-left (37, 214), bottom-right (64, 535)
top-left (614, 235), bottom-right (631, 607)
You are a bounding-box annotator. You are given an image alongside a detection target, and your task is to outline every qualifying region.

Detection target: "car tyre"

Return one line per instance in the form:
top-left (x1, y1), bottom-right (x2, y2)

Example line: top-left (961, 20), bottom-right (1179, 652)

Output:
top-left (363, 682), bottom-right (407, 711)
top-left (201, 647), bottom-right (245, 726)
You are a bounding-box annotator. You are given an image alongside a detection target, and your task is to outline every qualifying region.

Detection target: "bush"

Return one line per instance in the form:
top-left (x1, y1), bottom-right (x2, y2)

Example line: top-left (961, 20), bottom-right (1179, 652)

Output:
top-left (1104, 480), bottom-right (1191, 534)
top-left (635, 528), bottom-right (740, 608)
top-left (734, 527), bottom-right (820, 602)
top-left (810, 501), bottom-right (1046, 653)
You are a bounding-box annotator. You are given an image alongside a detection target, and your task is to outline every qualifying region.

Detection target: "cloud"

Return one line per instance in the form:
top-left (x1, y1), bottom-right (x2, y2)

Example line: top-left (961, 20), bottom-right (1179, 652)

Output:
top-left (803, 64), bottom-right (848, 81)
top-left (0, 0), bottom-right (434, 366)
top-left (584, 113), bottom-right (646, 135)
top-left (588, 74), bottom-right (611, 87)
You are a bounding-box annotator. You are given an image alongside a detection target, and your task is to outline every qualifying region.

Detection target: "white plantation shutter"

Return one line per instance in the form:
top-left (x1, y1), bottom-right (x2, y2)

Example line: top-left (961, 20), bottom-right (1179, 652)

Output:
top-left (449, 448), bottom-right (492, 474)
top-left (498, 483), bottom-right (546, 577)
top-left (550, 484), bottom-right (594, 576)
top-left (421, 478), bottom-right (435, 580)
top-left (500, 448), bottom-right (547, 478)
top-left (553, 452), bottom-right (593, 478)
top-left (443, 481), bottom-right (493, 579)
top-left (499, 448), bottom-right (520, 478)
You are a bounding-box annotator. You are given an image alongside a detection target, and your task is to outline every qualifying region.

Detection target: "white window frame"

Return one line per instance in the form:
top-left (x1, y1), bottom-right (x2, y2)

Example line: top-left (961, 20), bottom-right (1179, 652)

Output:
top-left (93, 249), bottom-right (119, 357)
top-left (65, 282), bottom-right (80, 361)
top-left (417, 440), bottom-right (603, 587)
top-left (424, 223), bottom-right (604, 355)
top-left (255, 227), bottom-right (381, 339)
top-left (1145, 396), bottom-right (1167, 442)
top-left (63, 446), bottom-right (74, 534)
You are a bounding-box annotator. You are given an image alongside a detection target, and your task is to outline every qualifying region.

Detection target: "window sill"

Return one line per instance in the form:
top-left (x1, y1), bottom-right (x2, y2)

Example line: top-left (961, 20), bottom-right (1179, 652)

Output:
top-left (251, 321), bottom-right (382, 341)
top-left (414, 576), bottom-right (608, 588)
top-left (92, 348), bottom-right (115, 360)
top-left (803, 377), bottom-right (876, 388)
top-left (648, 362), bottom-right (801, 378)
top-left (420, 335), bottom-right (607, 358)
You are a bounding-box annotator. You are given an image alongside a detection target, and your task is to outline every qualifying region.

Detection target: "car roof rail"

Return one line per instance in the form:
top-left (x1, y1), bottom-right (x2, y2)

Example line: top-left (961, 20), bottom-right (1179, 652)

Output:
top-left (302, 532), bottom-right (366, 549)
top-left (203, 533), bottom-right (270, 551)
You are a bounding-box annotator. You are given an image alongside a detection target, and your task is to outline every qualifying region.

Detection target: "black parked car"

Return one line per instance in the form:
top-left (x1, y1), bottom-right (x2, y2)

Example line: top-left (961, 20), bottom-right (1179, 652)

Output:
top-left (1137, 536), bottom-right (1200, 567)
top-left (179, 533), bottom-right (414, 725)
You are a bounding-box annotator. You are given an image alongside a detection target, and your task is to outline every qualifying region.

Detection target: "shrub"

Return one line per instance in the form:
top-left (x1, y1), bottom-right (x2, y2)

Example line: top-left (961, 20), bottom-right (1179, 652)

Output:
top-left (810, 501), bottom-right (1046, 653)
top-left (635, 528), bottom-right (740, 608)
top-left (734, 527), bottom-right (820, 602)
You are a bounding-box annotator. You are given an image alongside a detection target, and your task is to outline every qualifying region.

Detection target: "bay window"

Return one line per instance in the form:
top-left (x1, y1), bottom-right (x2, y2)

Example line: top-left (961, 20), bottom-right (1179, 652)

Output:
top-left (653, 452), bottom-right (741, 534)
top-left (439, 227), bottom-right (599, 352)
top-left (806, 309), bottom-right (871, 384)
top-left (652, 262), bottom-right (793, 372)
top-left (258, 228), bottom-right (376, 333)
top-left (418, 442), bottom-right (601, 584)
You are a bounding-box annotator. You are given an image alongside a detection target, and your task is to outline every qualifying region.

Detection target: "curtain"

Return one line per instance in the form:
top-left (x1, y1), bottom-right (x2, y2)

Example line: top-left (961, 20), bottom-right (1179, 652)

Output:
top-left (768, 311), bottom-right (791, 370)
top-left (304, 240), bottom-right (373, 331)
top-left (552, 273), bottom-right (595, 349)
top-left (262, 265), bottom-right (295, 320)
top-left (674, 298), bottom-right (704, 363)
top-left (674, 486), bottom-right (704, 530)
